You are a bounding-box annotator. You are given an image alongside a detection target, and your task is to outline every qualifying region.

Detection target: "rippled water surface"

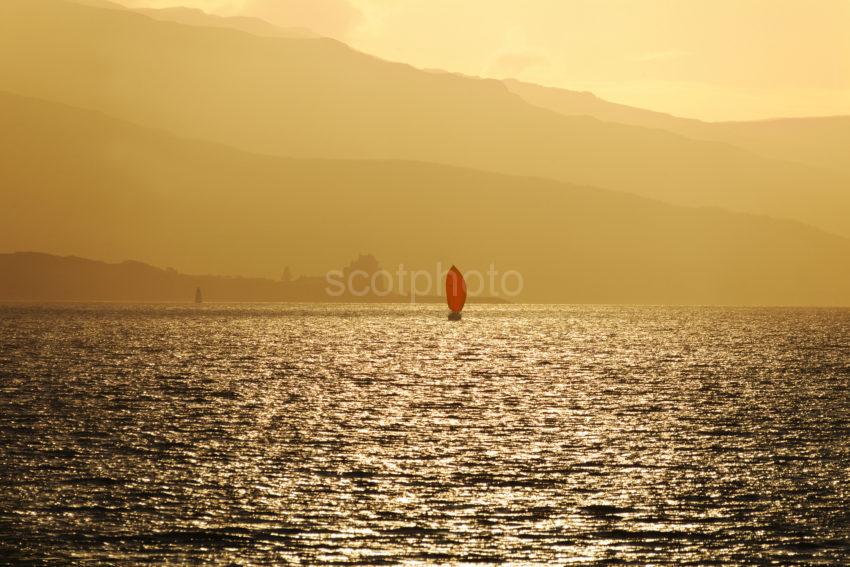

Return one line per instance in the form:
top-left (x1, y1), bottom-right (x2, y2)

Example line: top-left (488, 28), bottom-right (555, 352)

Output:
top-left (1, 304), bottom-right (849, 565)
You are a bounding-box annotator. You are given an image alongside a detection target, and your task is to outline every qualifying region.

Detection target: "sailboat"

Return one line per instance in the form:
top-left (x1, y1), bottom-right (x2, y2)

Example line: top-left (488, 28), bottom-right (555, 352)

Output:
top-left (446, 265), bottom-right (466, 321)
top-left (194, 287), bottom-right (203, 304)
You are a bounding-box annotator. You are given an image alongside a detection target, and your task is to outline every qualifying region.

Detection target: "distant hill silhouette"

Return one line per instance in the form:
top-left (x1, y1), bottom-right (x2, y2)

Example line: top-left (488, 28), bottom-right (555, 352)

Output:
top-left (0, 252), bottom-right (499, 303)
top-left (1, 0), bottom-right (849, 237)
top-left (0, 252), bottom-right (301, 302)
top-left (2, 92), bottom-right (850, 305)
top-left (503, 78), bottom-right (850, 178)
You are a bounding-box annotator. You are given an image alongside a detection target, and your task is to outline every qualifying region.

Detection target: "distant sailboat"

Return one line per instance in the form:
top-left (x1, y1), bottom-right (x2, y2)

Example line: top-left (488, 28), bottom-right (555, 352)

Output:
top-left (446, 265), bottom-right (466, 321)
top-left (194, 287), bottom-right (203, 304)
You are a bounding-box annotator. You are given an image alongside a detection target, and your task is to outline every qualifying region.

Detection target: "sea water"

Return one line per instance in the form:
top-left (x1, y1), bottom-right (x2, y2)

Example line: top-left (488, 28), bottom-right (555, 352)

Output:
top-left (1, 304), bottom-right (848, 564)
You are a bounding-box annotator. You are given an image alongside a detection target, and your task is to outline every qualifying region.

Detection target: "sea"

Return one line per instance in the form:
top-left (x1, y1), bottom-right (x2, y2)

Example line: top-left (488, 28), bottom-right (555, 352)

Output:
top-left (1, 303), bottom-right (848, 565)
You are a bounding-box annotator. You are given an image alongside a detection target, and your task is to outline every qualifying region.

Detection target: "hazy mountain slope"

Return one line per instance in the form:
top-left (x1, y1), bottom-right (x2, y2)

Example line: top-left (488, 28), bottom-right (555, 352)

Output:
top-left (701, 117), bottom-right (850, 177)
top-left (1, 0), bottom-right (849, 239)
top-left (2, 92), bottom-right (849, 305)
top-left (504, 78), bottom-right (850, 177)
top-left (502, 78), bottom-right (695, 131)
top-left (133, 7), bottom-right (317, 39)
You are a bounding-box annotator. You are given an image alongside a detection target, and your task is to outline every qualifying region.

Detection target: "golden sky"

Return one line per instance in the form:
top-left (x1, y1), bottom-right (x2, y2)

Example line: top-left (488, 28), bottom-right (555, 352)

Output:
top-left (117, 0), bottom-right (850, 120)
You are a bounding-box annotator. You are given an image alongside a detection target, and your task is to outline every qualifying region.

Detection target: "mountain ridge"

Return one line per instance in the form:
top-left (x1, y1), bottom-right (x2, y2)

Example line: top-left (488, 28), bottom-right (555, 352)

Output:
top-left (503, 78), bottom-right (850, 177)
top-left (2, 0), bottom-right (848, 238)
top-left (3, 91), bottom-right (850, 305)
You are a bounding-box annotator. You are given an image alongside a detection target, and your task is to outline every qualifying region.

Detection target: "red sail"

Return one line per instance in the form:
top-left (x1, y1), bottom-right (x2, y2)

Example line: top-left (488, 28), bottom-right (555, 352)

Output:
top-left (446, 265), bottom-right (467, 313)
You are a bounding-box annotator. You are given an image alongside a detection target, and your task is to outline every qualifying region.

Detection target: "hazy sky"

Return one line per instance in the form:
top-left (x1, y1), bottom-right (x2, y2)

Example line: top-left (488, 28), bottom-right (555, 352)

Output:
top-left (116, 0), bottom-right (850, 121)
